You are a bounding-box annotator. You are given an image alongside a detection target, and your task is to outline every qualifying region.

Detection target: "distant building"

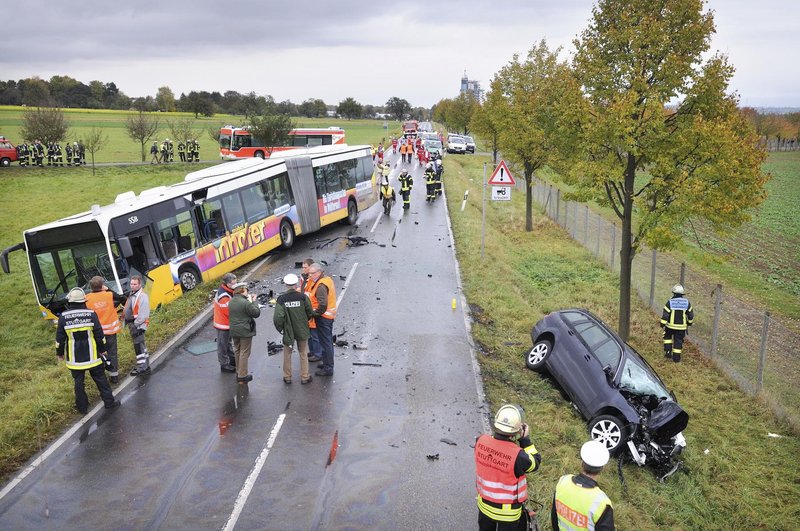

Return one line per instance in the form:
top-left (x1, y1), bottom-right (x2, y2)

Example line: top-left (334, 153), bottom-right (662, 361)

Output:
top-left (460, 70), bottom-right (483, 101)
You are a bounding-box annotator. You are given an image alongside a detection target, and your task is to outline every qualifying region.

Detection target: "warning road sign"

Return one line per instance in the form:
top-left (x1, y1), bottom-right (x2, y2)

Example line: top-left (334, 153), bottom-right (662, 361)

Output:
top-left (487, 160), bottom-right (516, 186)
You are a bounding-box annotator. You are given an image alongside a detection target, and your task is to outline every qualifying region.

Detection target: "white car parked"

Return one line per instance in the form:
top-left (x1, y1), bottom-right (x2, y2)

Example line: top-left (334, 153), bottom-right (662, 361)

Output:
top-left (446, 135), bottom-right (467, 154)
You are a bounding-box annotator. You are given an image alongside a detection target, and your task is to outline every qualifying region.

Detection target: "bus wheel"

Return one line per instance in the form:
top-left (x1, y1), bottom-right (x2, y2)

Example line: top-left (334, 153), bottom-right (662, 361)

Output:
top-left (345, 199), bottom-right (358, 225)
top-left (179, 266), bottom-right (201, 292)
top-left (254, 151), bottom-right (265, 159)
top-left (279, 220), bottom-right (295, 249)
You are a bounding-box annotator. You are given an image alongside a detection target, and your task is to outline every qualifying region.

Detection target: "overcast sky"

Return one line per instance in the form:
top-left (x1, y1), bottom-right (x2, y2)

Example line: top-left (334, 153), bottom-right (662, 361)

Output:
top-left (3, 0), bottom-right (798, 108)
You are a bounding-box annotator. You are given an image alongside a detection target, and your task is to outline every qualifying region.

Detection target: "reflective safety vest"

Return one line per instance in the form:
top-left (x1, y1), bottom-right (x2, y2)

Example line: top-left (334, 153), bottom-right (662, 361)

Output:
top-left (398, 174), bottom-right (412, 192)
top-left (57, 308), bottom-right (105, 370)
top-left (213, 284), bottom-right (234, 330)
top-left (305, 275), bottom-right (337, 327)
top-left (425, 170), bottom-right (436, 185)
top-left (380, 184), bottom-right (395, 200)
top-left (475, 434), bottom-right (527, 521)
top-left (661, 296), bottom-right (694, 331)
top-left (85, 290), bottom-right (121, 335)
top-left (553, 474), bottom-right (611, 531)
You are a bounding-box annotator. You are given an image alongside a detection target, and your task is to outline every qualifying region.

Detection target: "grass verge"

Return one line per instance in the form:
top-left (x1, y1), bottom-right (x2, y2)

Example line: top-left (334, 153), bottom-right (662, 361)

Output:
top-left (444, 154), bottom-right (800, 530)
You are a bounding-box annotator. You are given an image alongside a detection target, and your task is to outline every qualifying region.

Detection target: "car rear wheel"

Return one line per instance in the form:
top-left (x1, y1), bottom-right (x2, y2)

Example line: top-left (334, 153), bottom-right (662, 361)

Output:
top-left (526, 339), bottom-right (552, 372)
top-left (588, 415), bottom-right (626, 455)
top-left (0, 158), bottom-right (10, 167)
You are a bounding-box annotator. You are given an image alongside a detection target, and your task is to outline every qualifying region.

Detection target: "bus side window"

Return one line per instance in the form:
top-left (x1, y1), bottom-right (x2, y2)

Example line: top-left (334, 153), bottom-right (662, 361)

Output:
top-left (199, 200), bottom-right (225, 241)
top-left (313, 166), bottom-right (327, 199)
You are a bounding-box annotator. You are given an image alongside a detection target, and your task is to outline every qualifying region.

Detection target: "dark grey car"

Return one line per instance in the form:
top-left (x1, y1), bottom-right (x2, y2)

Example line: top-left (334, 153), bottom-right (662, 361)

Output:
top-left (527, 309), bottom-right (688, 480)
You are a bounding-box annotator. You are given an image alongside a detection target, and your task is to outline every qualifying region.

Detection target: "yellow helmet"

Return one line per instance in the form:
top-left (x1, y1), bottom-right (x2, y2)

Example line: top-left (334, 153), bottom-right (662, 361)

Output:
top-left (494, 404), bottom-right (523, 435)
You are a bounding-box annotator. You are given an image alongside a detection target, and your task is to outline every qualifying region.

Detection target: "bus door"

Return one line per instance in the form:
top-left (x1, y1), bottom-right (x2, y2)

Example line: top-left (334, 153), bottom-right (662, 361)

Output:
top-left (285, 157), bottom-right (320, 234)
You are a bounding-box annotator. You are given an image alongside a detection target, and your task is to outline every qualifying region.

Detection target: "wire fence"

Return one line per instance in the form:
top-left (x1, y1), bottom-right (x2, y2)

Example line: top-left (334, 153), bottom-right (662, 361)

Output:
top-left (529, 178), bottom-right (800, 430)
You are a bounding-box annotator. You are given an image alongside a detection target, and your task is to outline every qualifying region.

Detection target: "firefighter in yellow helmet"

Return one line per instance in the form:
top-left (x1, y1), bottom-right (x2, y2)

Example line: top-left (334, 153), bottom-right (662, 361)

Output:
top-left (475, 404), bottom-right (541, 530)
top-left (551, 440), bottom-right (615, 530)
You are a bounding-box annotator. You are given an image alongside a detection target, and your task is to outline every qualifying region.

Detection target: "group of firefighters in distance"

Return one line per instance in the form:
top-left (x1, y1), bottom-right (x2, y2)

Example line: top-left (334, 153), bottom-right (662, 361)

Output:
top-left (15, 140), bottom-right (85, 167)
top-left (150, 138), bottom-right (201, 164)
top-left (376, 134), bottom-right (443, 215)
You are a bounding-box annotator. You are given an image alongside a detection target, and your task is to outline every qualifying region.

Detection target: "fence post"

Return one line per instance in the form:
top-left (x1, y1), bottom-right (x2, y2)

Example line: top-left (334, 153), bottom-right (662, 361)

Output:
top-left (680, 262), bottom-right (686, 287)
top-left (595, 214), bottom-right (601, 257)
top-left (584, 205), bottom-right (589, 245)
top-left (649, 249), bottom-right (657, 309)
top-left (556, 189), bottom-right (561, 225)
top-left (757, 311), bottom-right (770, 392)
top-left (711, 284), bottom-right (722, 358)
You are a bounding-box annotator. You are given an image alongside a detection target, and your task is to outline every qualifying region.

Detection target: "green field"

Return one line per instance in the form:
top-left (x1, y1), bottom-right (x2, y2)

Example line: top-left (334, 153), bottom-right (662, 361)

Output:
top-left (0, 106), bottom-right (398, 163)
top-left (444, 154), bottom-right (800, 530)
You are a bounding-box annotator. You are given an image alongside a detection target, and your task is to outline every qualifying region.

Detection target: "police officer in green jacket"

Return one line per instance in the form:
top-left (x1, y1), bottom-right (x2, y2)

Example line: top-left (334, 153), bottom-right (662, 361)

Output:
top-left (551, 441), bottom-right (615, 530)
top-left (273, 273), bottom-right (314, 385)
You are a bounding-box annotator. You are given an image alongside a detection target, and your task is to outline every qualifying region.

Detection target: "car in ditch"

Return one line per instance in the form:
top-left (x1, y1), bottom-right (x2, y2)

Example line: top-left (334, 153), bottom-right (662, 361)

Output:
top-left (526, 308), bottom-right (688, 481)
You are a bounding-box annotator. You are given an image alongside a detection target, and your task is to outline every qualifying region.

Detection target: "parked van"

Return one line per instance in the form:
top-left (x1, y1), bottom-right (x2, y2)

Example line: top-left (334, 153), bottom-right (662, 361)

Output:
top-left (0, 136), bottom-right (18, 167)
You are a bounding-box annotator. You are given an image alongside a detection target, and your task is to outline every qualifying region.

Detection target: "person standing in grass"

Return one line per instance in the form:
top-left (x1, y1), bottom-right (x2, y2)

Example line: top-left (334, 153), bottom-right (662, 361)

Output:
top-left (56, 287), bottom-right (120, 414)
top-left (229, 282), bottom-right (261, 384)
top-left (274, 273), bottom-right (314, 385)
top-left (124, 275), bottom-right (151, 377)
top-left (150, 141), bottom-right (160, 164)
top-left (85, 276), bottom-right (124, 384)
top-left (660, 284), bottom-right (694, 363)
top-left (551, 441), bottom-right (615, 531)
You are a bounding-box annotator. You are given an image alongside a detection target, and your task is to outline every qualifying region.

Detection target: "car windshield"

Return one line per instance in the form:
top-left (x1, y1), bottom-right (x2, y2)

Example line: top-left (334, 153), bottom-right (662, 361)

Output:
top-left (618, 355), bottom-right (671, 398)
top-left (464, 136), bottom-right (474, 143)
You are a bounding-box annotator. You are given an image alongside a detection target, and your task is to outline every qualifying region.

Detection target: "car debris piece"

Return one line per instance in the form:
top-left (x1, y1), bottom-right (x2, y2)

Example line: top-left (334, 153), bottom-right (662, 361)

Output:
top-left (767, 432), bottom-right (784, 438)
top-left (426, 453), bottom-right (439, 461)
top-left (353, 362), bottom-right (382, 367)
top-left (440, 438), bottom-right (458, 446)
top-left (335, 340), bottom-right (349, 347)
top-left (353, 344), bottom-right (368, 350)
top-left (266, 341), bottom-right (283, 356)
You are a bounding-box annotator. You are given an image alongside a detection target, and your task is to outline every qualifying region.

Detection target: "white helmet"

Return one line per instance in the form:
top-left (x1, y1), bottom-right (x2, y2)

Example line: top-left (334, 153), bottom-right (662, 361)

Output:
top-left (493, 404), bottom-right (523, 435)
top-left (67, 287), bottom-right (86, 303)
top-left (581, 440), bottom-right (610, 467)
top-left (283, 273), bottom-right (299, 286)
top-left (426, 162), bottom-right (433, 169)
top-left (672, 284), bottom-right (685, 295)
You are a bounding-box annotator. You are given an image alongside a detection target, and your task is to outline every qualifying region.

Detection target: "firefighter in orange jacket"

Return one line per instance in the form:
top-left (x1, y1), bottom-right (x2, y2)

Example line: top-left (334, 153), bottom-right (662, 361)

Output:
top-left (85, 276), bottom-right (124, 384)
top-left (475, 404), bottom-right (541, 529)
top-left (214, 272), bottom-right (238, 373)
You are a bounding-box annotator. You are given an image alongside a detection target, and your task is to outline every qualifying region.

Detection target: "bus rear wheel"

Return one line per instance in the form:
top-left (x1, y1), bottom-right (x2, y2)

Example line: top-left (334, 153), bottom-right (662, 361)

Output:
top-left (254, 151), bottom-right (265, 159)
top-left (279, 220), bottom-right (295, 249)
top-left (179, 266), bottom-right (201, 293)
top-left (345, 199), bottom-right (358, 225)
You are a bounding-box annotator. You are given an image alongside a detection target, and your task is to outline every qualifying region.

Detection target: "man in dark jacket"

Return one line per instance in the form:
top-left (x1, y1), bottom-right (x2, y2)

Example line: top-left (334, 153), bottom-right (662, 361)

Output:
top-left (56, 287), bottom-right (120, 414)
top-left (660, 284), bottom-right (694, 362)
top-left (229, 282), bottom-right (261, 383)
top-left (274, 273), bottom-right (314, 384)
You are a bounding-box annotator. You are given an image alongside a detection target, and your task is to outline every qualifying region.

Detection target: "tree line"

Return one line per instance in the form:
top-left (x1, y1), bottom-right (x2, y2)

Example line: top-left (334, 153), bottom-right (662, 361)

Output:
top-left (0, 77), bottom-right (431, 121)
top-left (432, 0), bottom-right (770, 341)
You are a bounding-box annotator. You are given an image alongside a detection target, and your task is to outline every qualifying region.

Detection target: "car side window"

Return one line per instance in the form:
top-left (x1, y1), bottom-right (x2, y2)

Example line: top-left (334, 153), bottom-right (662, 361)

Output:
top-left (574, 321), bottom-right (622, 369)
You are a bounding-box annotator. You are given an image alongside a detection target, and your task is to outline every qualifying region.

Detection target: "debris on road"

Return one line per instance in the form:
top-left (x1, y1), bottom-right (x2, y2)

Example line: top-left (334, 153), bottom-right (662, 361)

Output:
top-left (440, 438), bottom-right (458, 446)
top-left (353, 344), bottom-right (368, 350)
top-left (426, 453), bottom-right (440, 461)
top-left (353, 362), bottom-right (382, 367)
top-left (266, 341), bottom-right (283, 356)
top-left (335, 340), bottom-right (350, 347)
top-left (767, 432), bottom-right (784, 438)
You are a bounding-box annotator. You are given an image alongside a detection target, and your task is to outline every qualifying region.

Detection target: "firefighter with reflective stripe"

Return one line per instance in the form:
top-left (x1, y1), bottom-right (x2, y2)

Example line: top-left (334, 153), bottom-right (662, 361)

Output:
top-left (660, 284), bottom-right (694, 363)
top-left (379, 177), bottom-right (395, 215)
top-left (551, 440), bottom-right (614, 531)
top-left (398, 169), bottom-right (413, 210)
top-left (425, 163), bottom-right (436, 202)
top-left (475, 404), bottom-right (541, 529)
top-left (214, 272), bottom-right (238, 373)
top-left (305, 262), bottom-right (337, 376)
top-left (56, 288), bottom-right (119, 414)
top-left (124, 275), bottom-right (151, 376)
top-left (65, 143), bottom-right (74, 166)
top-left (178, 141), bottom-right (186, 162)
top-left (85, 276), bottom-right (124, 384)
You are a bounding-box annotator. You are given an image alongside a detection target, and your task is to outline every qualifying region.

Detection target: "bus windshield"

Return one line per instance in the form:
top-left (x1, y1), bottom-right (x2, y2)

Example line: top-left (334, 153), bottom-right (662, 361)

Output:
top-left (31, 239), bottom-right (122, 310)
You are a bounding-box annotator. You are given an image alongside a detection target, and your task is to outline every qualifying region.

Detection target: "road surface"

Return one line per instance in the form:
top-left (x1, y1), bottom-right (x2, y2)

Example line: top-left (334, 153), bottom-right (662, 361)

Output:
top-left (0, 150), bottom-right (489, 530)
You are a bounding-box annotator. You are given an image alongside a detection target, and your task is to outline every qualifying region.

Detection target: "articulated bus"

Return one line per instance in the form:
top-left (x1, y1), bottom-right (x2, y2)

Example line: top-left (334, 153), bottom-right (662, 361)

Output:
top-left (1, 145), bottom-right (377, 319)
top-left (219, 126), bottom-right (346, 160)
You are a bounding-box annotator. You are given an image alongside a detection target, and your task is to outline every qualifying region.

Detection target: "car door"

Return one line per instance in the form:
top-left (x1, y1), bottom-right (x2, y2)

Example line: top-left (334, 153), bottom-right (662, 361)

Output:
top-left (552, 312), bottom-right (602, 415)
top-left (572, 319), bottom-right (623, 418)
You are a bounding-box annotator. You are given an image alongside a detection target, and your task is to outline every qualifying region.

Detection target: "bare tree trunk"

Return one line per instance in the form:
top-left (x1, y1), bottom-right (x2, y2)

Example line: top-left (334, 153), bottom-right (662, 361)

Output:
top-left (618, 155), bottom-right (636, 340)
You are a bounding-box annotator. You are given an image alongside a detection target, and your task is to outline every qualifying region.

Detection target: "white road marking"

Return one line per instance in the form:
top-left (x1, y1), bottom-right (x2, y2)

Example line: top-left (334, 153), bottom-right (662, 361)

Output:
top-left (337, 262), bottom-right (359, 306)
top-left (222, 413), bottom-right (286, 531)
top-left (370, 207), bottom-right (382, 233)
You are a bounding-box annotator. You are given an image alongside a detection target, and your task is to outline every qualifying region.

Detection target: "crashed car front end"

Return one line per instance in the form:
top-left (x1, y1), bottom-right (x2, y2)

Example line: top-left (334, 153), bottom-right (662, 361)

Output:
top-left (622, 393), bottom-right (688, 481)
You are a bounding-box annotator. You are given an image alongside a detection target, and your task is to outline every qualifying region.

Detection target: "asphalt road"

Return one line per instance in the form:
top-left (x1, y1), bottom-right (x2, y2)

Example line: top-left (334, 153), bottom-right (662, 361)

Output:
top-left (0, 151), bottom-right (489, 530)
